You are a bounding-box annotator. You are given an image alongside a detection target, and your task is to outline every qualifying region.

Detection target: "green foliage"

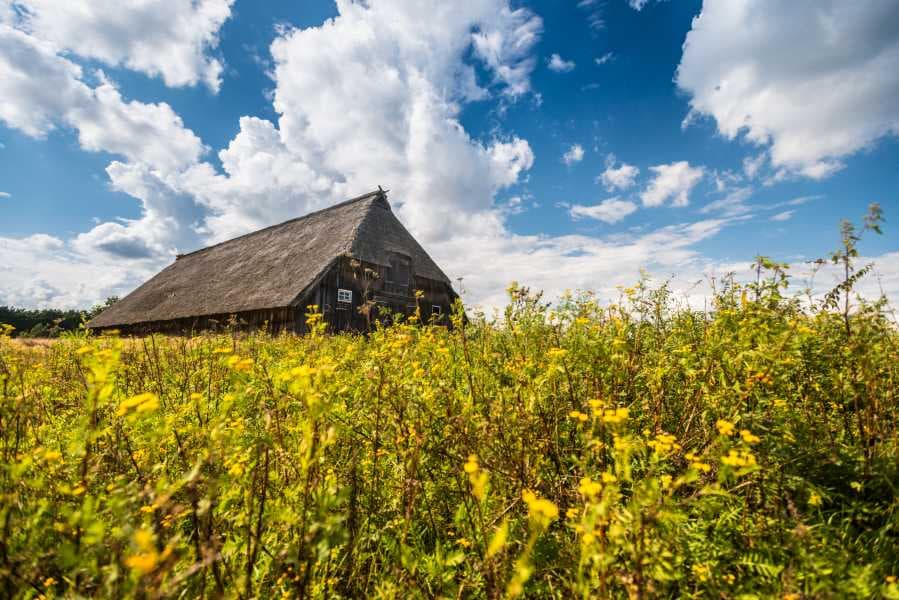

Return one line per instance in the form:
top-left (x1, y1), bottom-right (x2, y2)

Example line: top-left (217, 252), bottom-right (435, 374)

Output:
top-left (0, 217), bottom-right (896, 598)
top-left (0, 297), bottom-right (118, 338)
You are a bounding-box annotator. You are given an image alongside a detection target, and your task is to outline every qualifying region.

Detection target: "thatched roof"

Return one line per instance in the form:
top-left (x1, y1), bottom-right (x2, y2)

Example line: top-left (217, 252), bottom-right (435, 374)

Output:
top-left (88, 190), bottom-right (450, 328)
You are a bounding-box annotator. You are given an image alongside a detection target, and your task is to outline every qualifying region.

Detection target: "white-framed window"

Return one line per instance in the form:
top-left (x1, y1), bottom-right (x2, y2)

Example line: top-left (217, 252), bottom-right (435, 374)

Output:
top-left (337, 288), bottom-right (352, 304)
top-left (432, 305), bottom-right (442, 315)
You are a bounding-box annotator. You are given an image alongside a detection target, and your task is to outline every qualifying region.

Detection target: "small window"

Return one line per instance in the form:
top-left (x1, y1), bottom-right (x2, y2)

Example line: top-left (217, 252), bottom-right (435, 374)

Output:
top-left (432, 305), bottom-right (442, 315)
top-left (337, 289), bottom-right (352, 304)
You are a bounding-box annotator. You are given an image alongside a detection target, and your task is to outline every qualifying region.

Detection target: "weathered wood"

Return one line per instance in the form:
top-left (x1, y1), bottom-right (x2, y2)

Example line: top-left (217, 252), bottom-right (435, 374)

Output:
top-left (89, 190), bottom-right (459, 336)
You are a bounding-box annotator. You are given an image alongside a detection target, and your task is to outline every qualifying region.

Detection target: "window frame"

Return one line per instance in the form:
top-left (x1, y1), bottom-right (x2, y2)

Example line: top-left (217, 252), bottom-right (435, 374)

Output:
top-left (337, 288), bottom-right (353, 304)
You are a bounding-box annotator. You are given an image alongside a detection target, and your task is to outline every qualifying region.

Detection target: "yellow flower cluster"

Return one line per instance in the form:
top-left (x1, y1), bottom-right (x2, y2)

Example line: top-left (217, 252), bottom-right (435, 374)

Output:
top-left (692, 563), bottom-right (711, 582)
top-left (464, 455), bottom-right (488, 500)
top-left (721, 449), bottom-right (757, 468)
top-left (125, 529), bottom-right (159, 575)
top-left (117, 392), bottom-right (159, 417)
top-left (463, 455), bottom-right (479, 474)
top-left (522, 490), bottom-right (559, 528)
top-left (578, 476), bottom-right (602, 498)
top-left (602, 407), bottom-right (629, 425)
top-left (685, 452), bottom-right (712, 473)
top-left (647, 432), bottom-right (681, 455)
top-left (568, 410), bottom-right (589, 422)
top-left (716, 419), bottom-right (735, 436)
top-left (740, 429), bottom-right (760, 444)
top-left (226, 355), bottom-right (254, 373)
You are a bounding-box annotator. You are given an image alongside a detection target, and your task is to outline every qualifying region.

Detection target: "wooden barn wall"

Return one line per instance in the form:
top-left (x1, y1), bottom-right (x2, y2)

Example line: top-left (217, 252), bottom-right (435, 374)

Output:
top-left (298, 255), bottom-right (456, 334)
top-left (95, 306), bottom-right (300, 337)
top-left (93, 256), bottom-right (456, 336)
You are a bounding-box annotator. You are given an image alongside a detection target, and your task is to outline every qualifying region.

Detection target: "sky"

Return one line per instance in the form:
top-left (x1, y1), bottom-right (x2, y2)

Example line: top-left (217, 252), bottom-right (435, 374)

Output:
top-left (1, 0), bottom-right (897, 311)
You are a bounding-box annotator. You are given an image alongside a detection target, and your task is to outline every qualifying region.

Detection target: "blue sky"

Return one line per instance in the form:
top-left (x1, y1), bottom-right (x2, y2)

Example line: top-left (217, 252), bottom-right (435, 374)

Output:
top-left (1, 0), bottom-right (897, 309)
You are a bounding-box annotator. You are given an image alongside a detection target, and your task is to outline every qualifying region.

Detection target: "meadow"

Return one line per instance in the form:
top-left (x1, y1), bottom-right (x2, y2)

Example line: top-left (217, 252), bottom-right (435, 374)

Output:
top-left (1, 223), bottom-right (898, 598)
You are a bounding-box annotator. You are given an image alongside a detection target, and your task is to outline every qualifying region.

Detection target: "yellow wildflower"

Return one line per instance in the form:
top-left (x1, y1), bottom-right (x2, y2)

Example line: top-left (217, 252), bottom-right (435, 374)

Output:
top-left (577, 477), bottom-right (602, 498)
top-left (463, 455), bottom-right (479, 474)
top-left (547, 348), bottom-right (568, 359)
top-left (522, 490), bottom-right (559, 527)
top-left (692, 564), bottom-right (711, 582)
top-left (601, 472), bottom-right (617, 483)
top-left (568, 410), bottom-right (589, 422)
top-left (716, 419), bottom-right (735, 436)
top-left (117, 392), bottom-right (159, 417)
top-left (647, 432), bottom-right (680, 454)
top-left (602, 407), bottom-right (629, 425)
top-left (126, 528), bottom-right (159, 575)
top-left (740, 429), bottom-right (760, 444)
top-left (808, 493), bottom-right (821, 507)
top-left (721, 449), bottom-right (757, 468)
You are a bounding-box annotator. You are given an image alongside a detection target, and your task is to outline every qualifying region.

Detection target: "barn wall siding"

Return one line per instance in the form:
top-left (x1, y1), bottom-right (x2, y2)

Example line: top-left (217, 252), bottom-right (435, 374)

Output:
top-left (299, 255), bottom-right (457, 333)
top-left (95, 255), bottom-right (457, 336)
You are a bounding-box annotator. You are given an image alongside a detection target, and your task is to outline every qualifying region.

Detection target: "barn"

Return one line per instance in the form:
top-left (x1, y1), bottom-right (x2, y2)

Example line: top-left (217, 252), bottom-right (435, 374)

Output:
top-left (87, 190), bottom-right (458, 334)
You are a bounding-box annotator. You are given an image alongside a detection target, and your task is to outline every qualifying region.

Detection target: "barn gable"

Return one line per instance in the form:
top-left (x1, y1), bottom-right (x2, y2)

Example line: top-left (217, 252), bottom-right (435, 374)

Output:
top-left (87, 190), bottom-right (451, 330)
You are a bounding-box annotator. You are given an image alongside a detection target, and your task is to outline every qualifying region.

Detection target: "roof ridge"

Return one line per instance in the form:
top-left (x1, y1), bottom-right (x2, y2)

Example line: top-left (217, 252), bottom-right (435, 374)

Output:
top-left (175, 189), bottom-right (387, 261)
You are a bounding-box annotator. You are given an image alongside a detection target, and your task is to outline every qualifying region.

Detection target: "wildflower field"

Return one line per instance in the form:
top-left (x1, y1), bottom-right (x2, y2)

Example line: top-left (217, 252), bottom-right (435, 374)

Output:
top-left (2, 259), bottom-right (898, 597)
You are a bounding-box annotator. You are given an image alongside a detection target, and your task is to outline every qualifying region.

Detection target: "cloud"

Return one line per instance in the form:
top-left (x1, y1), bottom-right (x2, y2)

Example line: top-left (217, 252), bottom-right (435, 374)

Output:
top-left (569, 198), bottom-right (638, 224)
top-left (3, 0), bottom-right (547, 307)
top-left (10, 0), bottom-right (883, 319)
top-left (6, 0), bottom-right (234, 91)
top-left (770, 210), bottom-right (794, 222)
top-left (562, 144), bottom-right (585, 166)
top-left (547, 53), bottom-right (575, 73)
top-left (594, 52), bottom-right (614, 66)
top-left (0, 25), bottom-right (90, 137)
top-left (640, 161), bottom-right (704, 207)
top-left (700, 186), bottom-right (753, 216)
top-left (0, 0), bottom-right (748, 315)
top-left (0, 191), bottom-right (9, 198)
top-left (742, 153), bottom-right (766, 180)
top-left (627, 0), bottom-right (657, 10)
top-left (0, 234), bottom-right (156, 308)
top-left (600, 154), bottom-right (639, 190)
top-left (677, 0), bottom-right (899, 178)
top-left (576, 0), bottom-right (605, 31)
top-left (470, 5), bottom-right (544, 98)
top-left (0, 25), bottom-right (205, 170)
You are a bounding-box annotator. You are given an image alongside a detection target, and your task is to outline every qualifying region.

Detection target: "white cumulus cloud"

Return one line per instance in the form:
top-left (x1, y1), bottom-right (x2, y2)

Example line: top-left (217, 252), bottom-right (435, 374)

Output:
top-left (6, 0), bottom-right (234, 91)
top-left (600, 154), bottom-right (640, 190)
top-left (641, 161), bottom-right (704, 207)
top-left (547, 53), bottom-right (575, 73)
top-left (569, 198), bottom-right (638, 224)
top-left (0, 25), bottom-right (205, 170)
top-left (562, 144), bottom-right (585, 166)
top-left (677, 0), bottom-right (899, 178)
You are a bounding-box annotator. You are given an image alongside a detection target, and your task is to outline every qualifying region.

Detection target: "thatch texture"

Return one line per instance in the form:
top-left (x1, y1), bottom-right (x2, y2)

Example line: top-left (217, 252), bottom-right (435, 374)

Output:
top-left (88, 190), bottom-right (450, 329)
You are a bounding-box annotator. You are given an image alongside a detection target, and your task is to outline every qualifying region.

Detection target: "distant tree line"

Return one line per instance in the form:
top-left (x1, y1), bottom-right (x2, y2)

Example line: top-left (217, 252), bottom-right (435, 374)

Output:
top-left (0, 297), bottom-right (118, 337)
